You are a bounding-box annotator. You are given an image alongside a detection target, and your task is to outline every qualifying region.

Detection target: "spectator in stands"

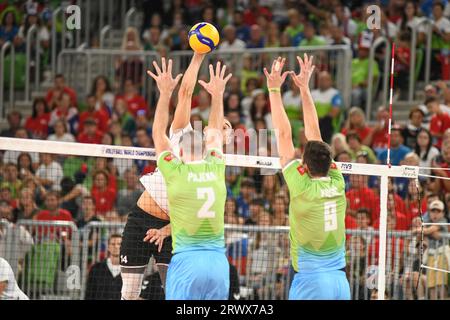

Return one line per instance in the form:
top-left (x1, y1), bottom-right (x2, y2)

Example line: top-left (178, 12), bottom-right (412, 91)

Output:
top-left (243, 0), bottom-right (272, 26)
top-left (331, 3), bottom-right (358, 42)
top-left (378, 126), bottom-right (411, 165)
top-left (364, 106), bottom-right (390, 154)
top-left (116, 168), bottom-right (142, 219)
top-left (35, 153), bottom-right (63, 191)
top-left (191, 90), bottom-right (211, 122)
top-left (246, 24), bottom-right (265, 48)
top-left (272, 193), bottom-right (288, 226)
top-left (220, 24), bottom-right (246, 51)
top-left (34, 191), bottom-right (72, 223)
top-left (346, 132), bottom-right (377, 164)
top-left (0, 10), bottom-right (19, 47)
top-left (299, 22), bottom-right (326, 47)
top-left (422, 199), bottom-right (449, 300)
top-left (0, 257), bottom-right (29, 300)
top-left (77, 118), bottom-right (104, 144)
top-left (112, 98), bottom-right (136, 136)
top-left (351, 40), bottom-right (379, 109)
top-left (46, 119), bottom-right (76, 143)
top-left (235, 178), bottom-right (256, 220)
top-left (284, 8), bottom-right (304, 46)
top-left (15, 5), bottom-right (50, 49)
top-left (329, 24), bottom-right (351, 47)
top-left (13, 187), bottom-right (40, 221)
top-left (311, 71), bottom-right (343, 143)
top-left (21, 176), bottom-right (46, 208)
top-left (341, 107), bottom-right (372, 144)
top-left (398, 1), bottom-right (424, 33)
top-left (116, 27), bottom-right (144, 89)
top-left (143, 26), bottom-right (162, 51)
top-left (394, 32), bottom-right (411, 99)
top-left (49, 92), bottom-right (79, 136)
top-left (247, 198), bottom-right (267, 226)
top-left (415, 129), bottom-right (441, 177)
top-left (76, 196), bottom-right (101, 230)
top-left (59, 176), bottom-right (88, 220)
top-left (250, 90), bottom-right (271, 129)
top-left (79, 95), bottom-right (109, 134)
top-left (431, 141), bottom-right (450, 193)
top-left (330, 133), bottom-right (350, 158)
top-left (347, 174), bottom-right (380, 223)
top-left (261, 174), bottom-right (280, 208)
top-left (17, 152), bottom-right (35, 181)
top-left (402, 107), bottom-right (426, 150)
top-left (0, 186), bottom-right (17, 210)
top-left (0, 110), bottom-right (22, 138)
top-left (225, 197), bottom-right (243, 225)
top-left (423, 2), bottom-right (450, 80)
top-left (233, 10), bottom-right (250, 42)
top-left (91, 170), bottom-right (117, 217)
top-left (90, 75), bottom-right (115, 115)
top-left (116, 79), bottom-right (149, 118)
top-left (24, 98), bottom-right (50, 139)
top-left (84, 234), bottom-right (122, 300)
top-left (264, 21), bottom-right (280, 48)
top-left (426, 97), bottom-right (450, 149)
top-left (0, 163), bottom-right (21, 199)
top-left (45, 74), bottom-right (77, 109)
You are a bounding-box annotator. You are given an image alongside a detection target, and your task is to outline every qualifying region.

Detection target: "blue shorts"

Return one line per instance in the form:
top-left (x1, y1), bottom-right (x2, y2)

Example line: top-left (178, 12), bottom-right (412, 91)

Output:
top-left (166, 250), bottom-right (229, 300)
top-left (289, 270), bottom-right (350, 300)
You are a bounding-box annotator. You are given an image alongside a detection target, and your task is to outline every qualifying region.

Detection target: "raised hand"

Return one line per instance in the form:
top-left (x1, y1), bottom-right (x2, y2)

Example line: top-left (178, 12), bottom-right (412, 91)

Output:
top-left (291, 53), bottom-right (316, 90)
top-left (198, 61), bottom-right (232, 96)
top-left (147, 57), bottom-right (183, 95)
top-left (263, 56), bottom-right (289, 89)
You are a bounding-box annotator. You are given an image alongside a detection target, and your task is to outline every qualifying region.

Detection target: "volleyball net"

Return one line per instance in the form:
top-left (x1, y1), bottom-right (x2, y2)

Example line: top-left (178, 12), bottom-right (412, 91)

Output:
top-left (0, 137), bottom-right (449, 300)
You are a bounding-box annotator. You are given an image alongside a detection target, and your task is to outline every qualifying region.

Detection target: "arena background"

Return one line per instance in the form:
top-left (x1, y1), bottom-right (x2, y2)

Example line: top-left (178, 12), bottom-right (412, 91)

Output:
top-left (0, 0), bottom-right (450, 300)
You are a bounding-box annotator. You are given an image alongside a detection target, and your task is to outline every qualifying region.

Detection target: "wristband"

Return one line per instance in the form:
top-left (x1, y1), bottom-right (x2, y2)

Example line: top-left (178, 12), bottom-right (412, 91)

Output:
top-left (268, 87), bottom-right (281, 93)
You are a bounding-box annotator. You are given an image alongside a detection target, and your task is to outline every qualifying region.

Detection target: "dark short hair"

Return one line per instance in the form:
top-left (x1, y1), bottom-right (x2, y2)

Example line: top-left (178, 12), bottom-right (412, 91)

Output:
top-left (346, 132), bottom-right (361, 143)
top-left (409, 106), bottom-right (425, 119)
top-left (433, 2), bottom-right (444, 10)
top-left (425, 96), bottom-right (439, 105)
top-left (250, 198), bottom-right (266, 207)
top-left (55, 74), bottom-right (65, 80)
top-left (356, 208), bottom-right (372, 220)
top-left (108, 233), bottom-right (122, 243)
top-left (303, 140), bottom-right (332, 177)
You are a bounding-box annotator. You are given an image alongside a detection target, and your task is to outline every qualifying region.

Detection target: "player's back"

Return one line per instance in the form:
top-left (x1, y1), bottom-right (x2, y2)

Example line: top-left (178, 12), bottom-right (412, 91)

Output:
top-left (157, 149), bottom-right (226, 254)
top-left (283, 160), bottom-right (347, 273)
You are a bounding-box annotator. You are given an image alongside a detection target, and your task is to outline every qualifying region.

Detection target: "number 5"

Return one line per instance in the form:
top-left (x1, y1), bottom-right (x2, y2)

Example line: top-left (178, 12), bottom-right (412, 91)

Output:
top-left (324, 201), bottom-right (337, 232)
top-left (197, 187), bottom-right (216, 218)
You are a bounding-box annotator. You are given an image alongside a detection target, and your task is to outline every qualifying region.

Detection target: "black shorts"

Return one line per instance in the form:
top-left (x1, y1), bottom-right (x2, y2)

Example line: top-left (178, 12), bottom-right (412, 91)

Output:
top-left (120, 205), bottom-right (172, 268)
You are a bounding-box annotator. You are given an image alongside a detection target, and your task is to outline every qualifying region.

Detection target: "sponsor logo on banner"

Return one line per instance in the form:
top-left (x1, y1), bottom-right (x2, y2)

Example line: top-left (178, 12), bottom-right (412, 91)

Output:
top-left (256, 160), bottom-right (273, 167)
top-left (402, 166), bottom-right (418, 178)
top-left (340, 162), bottom-right (353, 172)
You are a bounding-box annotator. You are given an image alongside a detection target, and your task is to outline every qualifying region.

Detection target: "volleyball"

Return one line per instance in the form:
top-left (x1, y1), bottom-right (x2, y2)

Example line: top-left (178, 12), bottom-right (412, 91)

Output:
top-left (188, 22), bottom-right (220, 54)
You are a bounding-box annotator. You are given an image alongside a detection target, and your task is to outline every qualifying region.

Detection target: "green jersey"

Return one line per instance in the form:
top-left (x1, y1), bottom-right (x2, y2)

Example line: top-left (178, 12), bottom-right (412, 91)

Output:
top-left (282, 160), bottom-right (347, 272)
top-left (157, 149), bottom-right (227, 254)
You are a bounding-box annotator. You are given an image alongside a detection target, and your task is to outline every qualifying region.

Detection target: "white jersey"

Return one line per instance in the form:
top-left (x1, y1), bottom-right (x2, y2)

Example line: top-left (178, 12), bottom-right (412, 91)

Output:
top-left (0, 257), bottom-right (29, 300)
top-left (139, 123), bottom-right (193, 214)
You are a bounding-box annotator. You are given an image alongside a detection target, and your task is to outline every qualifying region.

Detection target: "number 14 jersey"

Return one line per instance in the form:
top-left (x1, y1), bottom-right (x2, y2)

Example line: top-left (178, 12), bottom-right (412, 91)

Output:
top-left (282, 160), bottom-right (347, 273)
top-left (157, 148), bottom-right (226, 254)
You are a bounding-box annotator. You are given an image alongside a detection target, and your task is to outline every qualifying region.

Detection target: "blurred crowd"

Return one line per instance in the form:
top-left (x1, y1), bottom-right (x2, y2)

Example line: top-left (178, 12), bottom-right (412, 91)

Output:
top-left (1, 0), bottom-right (450, 300)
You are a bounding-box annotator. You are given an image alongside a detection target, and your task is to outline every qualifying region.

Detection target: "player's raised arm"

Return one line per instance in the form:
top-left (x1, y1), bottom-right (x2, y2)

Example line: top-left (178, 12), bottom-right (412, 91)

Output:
top-left (171, 52), bottom-right (205, 131)
top-left (263, 57), bottom-right (295, 167)
top-left (291, 54), bottom-right (321, 142)
top-left (198, 61), bottom-right (232, 151)
top-left (148, 58), bottom-right (183, 156)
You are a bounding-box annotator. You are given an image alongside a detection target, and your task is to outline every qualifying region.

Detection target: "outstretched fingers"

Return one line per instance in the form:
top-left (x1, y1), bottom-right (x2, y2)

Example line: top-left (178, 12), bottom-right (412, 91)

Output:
top-left (153, 60), bottom-right (162, 75)
top-left (147, 70), bottom-right (157, 80)
top-left (224, 72), bottom-right (232, 83)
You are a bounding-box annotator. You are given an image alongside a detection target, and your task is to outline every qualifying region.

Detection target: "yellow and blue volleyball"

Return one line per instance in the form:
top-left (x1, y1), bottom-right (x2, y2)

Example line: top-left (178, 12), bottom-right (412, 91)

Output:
top-left (188, 22), bottom-right (220, 54)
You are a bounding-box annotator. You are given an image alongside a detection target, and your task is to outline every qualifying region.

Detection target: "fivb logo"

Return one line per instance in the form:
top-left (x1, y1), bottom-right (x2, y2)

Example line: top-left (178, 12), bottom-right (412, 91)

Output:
top-left (65, 5), bottom-right (81, 31)
top-left (366, 5), bottom-right (381, 30)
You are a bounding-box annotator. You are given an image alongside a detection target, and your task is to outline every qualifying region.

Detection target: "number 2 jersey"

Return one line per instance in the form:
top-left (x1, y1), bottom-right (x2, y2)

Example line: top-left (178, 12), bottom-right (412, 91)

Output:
top-left (157, 148), bottom-right (227, 254)
top-left (282, 160), bottom-right (346, 273)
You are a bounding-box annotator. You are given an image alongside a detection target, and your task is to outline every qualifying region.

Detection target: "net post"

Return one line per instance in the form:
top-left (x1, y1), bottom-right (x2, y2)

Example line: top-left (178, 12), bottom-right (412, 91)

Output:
top-left (377, 175), bottom-right (389, 300)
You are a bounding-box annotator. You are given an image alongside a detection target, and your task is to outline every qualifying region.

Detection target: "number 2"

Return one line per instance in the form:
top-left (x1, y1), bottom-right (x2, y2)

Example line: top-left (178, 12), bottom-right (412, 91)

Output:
top-left (197, 187), bottom-right (216, 218)
top-left (324, 201), bottom-right (337, 232)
